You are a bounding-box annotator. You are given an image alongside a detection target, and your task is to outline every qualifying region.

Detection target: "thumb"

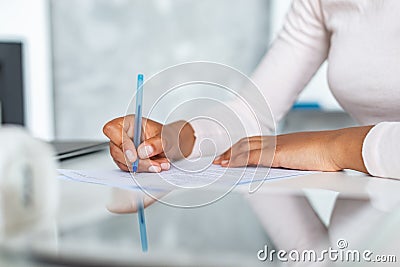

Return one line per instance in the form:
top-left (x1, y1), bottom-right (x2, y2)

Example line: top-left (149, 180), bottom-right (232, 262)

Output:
top-left (137, 135), bottom-right (166, 159)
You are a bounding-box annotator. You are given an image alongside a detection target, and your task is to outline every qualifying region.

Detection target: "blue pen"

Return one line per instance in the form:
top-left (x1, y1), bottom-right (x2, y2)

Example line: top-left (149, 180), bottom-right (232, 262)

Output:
top-left (132, 74), bottom-right (148, 252)
top-left (132, 74), bottom-right (144, 175)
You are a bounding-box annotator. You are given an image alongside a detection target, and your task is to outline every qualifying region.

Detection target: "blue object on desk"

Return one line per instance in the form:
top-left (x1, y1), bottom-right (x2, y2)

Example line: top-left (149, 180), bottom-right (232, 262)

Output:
top-left (292, 101), bottom-right (321, 110)
top-left (132, 74), bottom-right (148, 252)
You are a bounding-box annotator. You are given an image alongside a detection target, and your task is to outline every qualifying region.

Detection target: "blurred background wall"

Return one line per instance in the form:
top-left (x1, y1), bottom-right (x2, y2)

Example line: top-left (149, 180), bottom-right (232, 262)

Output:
top-left (50, 0), bottom-right (272, 140)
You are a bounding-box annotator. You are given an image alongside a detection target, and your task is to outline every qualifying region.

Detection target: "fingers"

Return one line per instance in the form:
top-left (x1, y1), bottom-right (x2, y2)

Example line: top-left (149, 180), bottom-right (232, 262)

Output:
top-left (109, 136), bottom-right (138, 171)
top-left (104, 116), bottom-right (171, 173)
top-left (122, 157), bottom-right (170, 173)
top-left (121, 131), bottom-right (137, 160)
top-left (103, 116), bottom-right (138, 163)
top-left (103, 116), bottom-right (133, 145)
top-left (213, 142), bottom-right (241, 165)
top-left (213, 137), bottom-right (263, 165)
top-left (104, 116), bottom-right (159, 172)
top-left (220, 149), bottom-right (274, 168)
top-left (219, 149), bottom-right (265, 168)
top-left (213, 149), bottom-right (231, 165)
top-left (110, 140), bottom-right (170, 172)
top-left (110, 141), bottom-right (134, 166)
top-left (128, 156), bottom-right (170, 173)
top-left (214, 136), bottom-right (274, 168)
top-left (152, 158), bottom-right (171, 171)
top-left (137, 157), bottom-right (170, 173)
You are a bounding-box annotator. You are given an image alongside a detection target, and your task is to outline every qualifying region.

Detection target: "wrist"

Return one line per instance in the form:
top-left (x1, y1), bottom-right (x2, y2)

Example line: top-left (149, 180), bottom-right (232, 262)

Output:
top-left (331, 126), bottom-right (374, 173)
top-left (164, 120), bottom-right (195, 159)
top-left (178, 121), bottom-right (196, 157)
top-left (330, 129), bottom-right (348, 171)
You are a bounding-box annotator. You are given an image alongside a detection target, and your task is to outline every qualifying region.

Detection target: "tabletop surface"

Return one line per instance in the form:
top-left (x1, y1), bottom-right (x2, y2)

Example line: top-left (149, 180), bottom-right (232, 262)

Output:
top-left (2, 149), bottom-right (400, 267)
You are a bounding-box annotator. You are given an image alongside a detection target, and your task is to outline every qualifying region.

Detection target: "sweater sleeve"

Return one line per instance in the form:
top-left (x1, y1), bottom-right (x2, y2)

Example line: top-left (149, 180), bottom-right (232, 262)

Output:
top-left (362, 122), bottom-right (400, 179)
top-left (189, 0), bottom-right (330, 158)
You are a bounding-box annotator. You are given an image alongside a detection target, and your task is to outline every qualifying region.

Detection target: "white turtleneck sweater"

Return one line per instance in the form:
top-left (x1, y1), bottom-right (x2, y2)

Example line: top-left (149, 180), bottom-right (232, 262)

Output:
top-left (190, 0), bottom-right (400, 179)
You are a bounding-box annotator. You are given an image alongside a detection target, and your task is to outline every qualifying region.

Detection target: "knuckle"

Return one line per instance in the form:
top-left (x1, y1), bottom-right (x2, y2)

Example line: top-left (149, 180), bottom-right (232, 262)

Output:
top-left (240, 137), bottom-right (249, 143)
top-left (102, 122), bottom-right (113, 136)
top-left (238, 140), bottom-right (249, 150)
top-left (104, 117), bottom-right (123, 131)
top-left (122, 137), bottom-right (131, 148)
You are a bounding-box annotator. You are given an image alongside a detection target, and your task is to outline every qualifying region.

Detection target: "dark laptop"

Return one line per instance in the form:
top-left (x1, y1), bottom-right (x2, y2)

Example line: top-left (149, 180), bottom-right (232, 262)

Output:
top-left (50, 140), bottom-right (109, 160)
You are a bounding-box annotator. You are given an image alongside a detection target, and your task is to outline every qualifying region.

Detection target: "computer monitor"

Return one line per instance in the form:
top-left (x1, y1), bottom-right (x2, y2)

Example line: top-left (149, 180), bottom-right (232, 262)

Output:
top-left (0, 41), bottom-right (25, 125)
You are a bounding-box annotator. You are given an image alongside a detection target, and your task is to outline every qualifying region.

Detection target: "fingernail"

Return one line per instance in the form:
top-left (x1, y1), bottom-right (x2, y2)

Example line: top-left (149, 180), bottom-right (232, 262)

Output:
top-left (138, 145), bottom-right (154, 158)
top-left (125, 150), bottom-right (136, 163)
top-left (221, 160), bottom-right (229, 165)
top-left (161, 163), bottom-right (170, 170)
top-left (148, 165), bottom-right (161, 173)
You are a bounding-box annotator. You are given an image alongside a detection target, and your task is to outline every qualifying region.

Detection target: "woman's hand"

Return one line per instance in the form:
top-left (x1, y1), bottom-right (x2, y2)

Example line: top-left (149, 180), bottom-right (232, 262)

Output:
top-left (103, 115), bottom-right (195, 173)
top-left (214, 126), bottom-right (373, 173)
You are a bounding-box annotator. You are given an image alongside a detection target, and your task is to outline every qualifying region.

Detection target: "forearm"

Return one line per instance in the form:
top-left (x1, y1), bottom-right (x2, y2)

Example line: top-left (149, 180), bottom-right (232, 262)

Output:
top-left (332, 126), bottom-right (374, 174)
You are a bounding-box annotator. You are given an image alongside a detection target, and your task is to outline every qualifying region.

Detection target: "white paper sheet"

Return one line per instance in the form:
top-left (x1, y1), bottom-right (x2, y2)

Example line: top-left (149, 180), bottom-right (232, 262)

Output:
top-left (58, 163), bottom-right (316, 192)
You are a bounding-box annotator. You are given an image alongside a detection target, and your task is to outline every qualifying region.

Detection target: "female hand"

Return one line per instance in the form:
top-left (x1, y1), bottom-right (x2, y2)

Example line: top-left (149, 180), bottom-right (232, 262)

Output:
top-left (103, 115), bottom-right (195, 173)
top-left (213, 126), bottom-right (373, 173)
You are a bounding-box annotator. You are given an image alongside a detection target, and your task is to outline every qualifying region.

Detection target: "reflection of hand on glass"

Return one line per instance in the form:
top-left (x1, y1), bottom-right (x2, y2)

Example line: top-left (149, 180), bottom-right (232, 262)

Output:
top-left (103, 115), bottom-right (195, 173)
top-left (247, 191), bottom-right (393, 257)
top-left (107, 188), bottom-right (169, 213)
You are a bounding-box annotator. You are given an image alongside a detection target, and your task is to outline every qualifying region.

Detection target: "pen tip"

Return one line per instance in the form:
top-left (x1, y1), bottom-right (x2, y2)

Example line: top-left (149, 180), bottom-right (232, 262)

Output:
top-left (132, 165), bottom-right (138, 174)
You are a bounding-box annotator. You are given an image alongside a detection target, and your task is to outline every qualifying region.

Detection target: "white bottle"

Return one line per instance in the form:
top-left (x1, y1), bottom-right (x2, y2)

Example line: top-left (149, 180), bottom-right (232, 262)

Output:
top-left (0, 126), bottom-right (58, 242)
